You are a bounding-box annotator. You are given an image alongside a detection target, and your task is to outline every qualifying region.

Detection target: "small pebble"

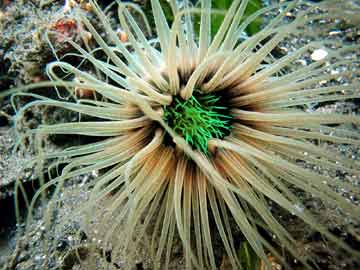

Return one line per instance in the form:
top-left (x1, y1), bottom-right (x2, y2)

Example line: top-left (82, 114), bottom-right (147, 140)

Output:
top-left (311, 48), bottom-right (328, 61)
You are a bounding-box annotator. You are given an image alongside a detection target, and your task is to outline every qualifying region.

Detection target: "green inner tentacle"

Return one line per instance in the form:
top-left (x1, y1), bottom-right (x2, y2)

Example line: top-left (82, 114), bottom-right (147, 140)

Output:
top-left (163, 93), bottom-right (232, 154)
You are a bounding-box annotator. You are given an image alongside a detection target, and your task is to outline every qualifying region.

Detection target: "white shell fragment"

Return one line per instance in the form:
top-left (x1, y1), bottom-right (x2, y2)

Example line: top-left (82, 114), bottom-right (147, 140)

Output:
top-left (311, 48), bottom-right (328, 61)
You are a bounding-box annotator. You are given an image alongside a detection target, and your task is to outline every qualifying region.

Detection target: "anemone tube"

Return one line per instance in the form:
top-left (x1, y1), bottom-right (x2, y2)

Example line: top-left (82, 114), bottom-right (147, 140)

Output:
top-left (3, 0), bottom-right (360, 269)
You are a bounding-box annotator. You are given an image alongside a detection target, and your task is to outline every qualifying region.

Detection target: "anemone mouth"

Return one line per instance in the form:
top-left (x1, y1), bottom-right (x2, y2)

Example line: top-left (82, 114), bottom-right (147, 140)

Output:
top-left (152, 62), bottom-right (256, 155)
top-left (162, 91), bottom-right (233, 154)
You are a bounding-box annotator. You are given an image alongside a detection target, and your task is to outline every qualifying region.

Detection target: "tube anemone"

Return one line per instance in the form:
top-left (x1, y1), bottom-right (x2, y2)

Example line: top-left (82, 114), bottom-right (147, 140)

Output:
top-left (4, 0), bottom-right (360, 269)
